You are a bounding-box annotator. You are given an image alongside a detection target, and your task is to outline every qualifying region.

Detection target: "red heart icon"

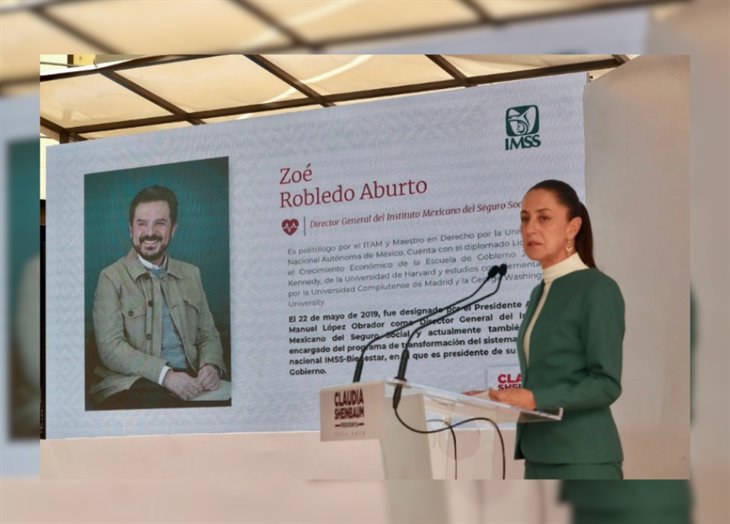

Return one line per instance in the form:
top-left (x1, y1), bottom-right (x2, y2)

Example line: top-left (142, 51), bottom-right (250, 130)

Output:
top-left (282, 219), bottom-right (299, 236)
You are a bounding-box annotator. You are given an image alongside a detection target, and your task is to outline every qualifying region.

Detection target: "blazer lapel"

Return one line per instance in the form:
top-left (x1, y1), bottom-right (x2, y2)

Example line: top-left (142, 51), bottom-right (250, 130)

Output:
top-left (517, 282), bottom-right (544, 377)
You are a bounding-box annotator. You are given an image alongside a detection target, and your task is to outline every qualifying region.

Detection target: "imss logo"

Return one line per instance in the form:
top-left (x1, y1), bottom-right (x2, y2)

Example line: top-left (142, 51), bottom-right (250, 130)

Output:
top-left (505, 105), bottom-right (541, 150)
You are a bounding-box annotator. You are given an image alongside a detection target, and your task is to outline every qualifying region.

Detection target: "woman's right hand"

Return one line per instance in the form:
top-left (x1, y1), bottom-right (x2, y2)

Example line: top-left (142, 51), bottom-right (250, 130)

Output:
top-left (462, 390), bottom-right (487, 396)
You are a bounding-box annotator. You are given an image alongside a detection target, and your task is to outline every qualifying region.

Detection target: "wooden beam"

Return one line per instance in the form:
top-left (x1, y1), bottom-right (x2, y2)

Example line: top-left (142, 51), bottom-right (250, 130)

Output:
top-left (427, 55), bottom-right (473, 87)
top-left (31, 5), bottom-right (119, 53)
top-left (245, 55), bottom-right (331, 106)
top-left (227, 0), bottom-right (314, 50)
top-left (102, 70), bottom-right (205, 125)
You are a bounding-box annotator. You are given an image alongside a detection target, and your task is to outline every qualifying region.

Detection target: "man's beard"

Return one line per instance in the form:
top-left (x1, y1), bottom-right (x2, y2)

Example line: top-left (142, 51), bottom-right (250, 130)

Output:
top-left (133, 235), bottom-right (169, 263)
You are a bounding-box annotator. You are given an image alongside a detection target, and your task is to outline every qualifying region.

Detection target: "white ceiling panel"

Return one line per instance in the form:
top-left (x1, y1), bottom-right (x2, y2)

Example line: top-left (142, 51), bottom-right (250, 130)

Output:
top-left (251, 0), bottom-right (478, 42)
top-left (40, 74), bottom-right (172, 128)
top-left (117, 55), bottom-right (307, 113)
top-left (45, 0), bottom-right (288, 53)
top-left (263, 55), bottom-right (454, 96)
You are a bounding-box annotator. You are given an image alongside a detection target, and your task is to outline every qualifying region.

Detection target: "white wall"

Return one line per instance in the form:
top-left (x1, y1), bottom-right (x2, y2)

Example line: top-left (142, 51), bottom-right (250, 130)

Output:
top-left (646, 3), bottom-right (730, 521)
top-left (584, 54), bottom-right (690, 478)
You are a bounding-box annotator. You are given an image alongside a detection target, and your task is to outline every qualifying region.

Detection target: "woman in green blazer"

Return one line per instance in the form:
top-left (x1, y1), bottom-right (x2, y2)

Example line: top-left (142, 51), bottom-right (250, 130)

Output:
top-left (488, 179), bottom-right (625, 479)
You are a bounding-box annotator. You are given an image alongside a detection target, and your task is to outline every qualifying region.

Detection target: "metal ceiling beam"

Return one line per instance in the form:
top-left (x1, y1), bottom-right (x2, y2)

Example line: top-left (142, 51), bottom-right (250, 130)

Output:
top-left (40, 55), bottom-right (218, 82)
top-left (62, 57), bottom-right (623, 136)
top-left (322, 79), bottom-right (464, 104)
top-left (457, 0), bottom-right (497, 24)
top-left (427, 55), bottom-right (474, 87)
top-left (227, 0), bottom-right (315, 50)
top-left (40, 119), bottom-right (62, 142)
top-left (244, 55), bottom-right (332, 107)
top-left (101, 70), bottom-right (205, 125)
top-left (40, 116), bottom-right (85, 143)
top-left (30, 4), bottom-right (120, 53)
top-left (69, 114), bottom-right (185, 136)
top-left (465, 58), bottom-right (622, 84)
top-left (40, 116), bottom-right (66, 136)
top-left (192, 98), bottom-right (321, 120)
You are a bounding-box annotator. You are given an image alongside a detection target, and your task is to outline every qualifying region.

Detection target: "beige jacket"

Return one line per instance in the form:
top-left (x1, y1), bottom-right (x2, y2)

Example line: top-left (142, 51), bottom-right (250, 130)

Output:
top-left (90, 249), bottom-right (226, 403)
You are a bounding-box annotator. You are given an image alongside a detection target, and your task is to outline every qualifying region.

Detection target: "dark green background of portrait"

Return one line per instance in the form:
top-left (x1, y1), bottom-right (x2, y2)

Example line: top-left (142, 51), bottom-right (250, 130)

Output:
top-left (7, 138), bottom-right (41, 438)
top-left (8, 139), bottom-right (40, 311)
top-left (84, 157), bottom-right (230, 346)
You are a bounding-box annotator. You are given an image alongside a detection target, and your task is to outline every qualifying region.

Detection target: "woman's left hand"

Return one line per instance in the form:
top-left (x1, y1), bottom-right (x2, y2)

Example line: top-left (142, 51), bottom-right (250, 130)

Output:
top-left (488, 388), bottom-right (537, 410)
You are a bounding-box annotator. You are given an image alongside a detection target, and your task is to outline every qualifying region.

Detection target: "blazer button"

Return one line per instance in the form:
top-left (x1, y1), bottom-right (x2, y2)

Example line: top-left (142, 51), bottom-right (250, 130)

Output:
top-left (145, 334), bottom-right (152, 340)
top-left (128, 310), bottom-right (134, 317)
top-left (148, 300), bottom-right (153, 307)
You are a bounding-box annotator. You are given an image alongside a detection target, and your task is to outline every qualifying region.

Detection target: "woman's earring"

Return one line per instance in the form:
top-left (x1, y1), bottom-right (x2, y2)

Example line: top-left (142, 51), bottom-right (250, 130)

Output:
top-left (566, 243), bottom-right (573, 254)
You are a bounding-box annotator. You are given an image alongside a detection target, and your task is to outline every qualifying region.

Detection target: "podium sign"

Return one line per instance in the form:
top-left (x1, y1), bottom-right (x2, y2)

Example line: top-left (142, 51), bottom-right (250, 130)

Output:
top-left (320, 380), bottom-right (432, 478)
top-left (320, 381), bottom-right (386, 441)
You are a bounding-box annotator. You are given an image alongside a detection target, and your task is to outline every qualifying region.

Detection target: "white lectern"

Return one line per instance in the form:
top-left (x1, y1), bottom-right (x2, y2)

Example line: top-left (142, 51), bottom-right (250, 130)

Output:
top-left (320, 380), bottom-right (562, 479)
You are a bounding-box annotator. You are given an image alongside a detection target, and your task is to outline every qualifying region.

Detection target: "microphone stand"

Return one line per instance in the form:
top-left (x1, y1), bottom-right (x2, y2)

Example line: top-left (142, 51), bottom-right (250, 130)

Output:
top-left (352, 266), bottom-right (501, 383)
top-left (392, 270), bottom-right (506, 409)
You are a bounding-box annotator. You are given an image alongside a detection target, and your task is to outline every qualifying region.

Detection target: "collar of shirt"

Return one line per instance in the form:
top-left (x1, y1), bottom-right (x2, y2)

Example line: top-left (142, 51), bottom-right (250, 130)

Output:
top-left (124, 248), bottom-right (184, 281)
top-left (542, 252), bottom-right (588, 285)
top-left (138, 253), bottom-right (167, 272)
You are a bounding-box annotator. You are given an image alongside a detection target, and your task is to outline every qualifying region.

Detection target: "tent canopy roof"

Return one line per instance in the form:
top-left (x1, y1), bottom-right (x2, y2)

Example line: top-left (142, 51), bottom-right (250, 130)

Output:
top-left (39, 53), bottom-right (629, 141)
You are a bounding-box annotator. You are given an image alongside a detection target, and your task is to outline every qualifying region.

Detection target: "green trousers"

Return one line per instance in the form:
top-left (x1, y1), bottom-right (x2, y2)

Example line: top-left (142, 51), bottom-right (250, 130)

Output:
top-left (562, 480), bottom-right (692, 524)
top-left (524, 461), bottom-right (623, 480)
top-left (573, 508), bottom-right (691, 524)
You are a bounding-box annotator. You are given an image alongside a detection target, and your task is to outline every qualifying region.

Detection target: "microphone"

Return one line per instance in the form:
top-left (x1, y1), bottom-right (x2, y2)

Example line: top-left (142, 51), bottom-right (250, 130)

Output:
top-left (352, 265), bottom-right (502, 383)
top-left (487, 264), bottom-right (501, 281)
top-left (392, 265), bottom-right (508, 409)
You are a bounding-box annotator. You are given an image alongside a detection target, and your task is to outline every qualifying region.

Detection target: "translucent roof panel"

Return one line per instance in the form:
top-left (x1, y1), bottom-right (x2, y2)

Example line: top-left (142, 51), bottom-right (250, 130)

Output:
top-left (45, 0), bottom-right (288, 53)
top-left (475, 0), bottom-right (640, 20)
top-left (262, 55), bottom-right (454, 96)
top-left (40, 75), bottom-right (173, 128)
top-left (443, 54), bottom-right (614, 77)
top-left (0, 11), bottom-right (98, 80)
top-left (78, 121), bottom-right (192, 140)
top-left (37, 53), bottom-right (627, 139)
top-left (251, 0), bottom-right (478, 43)
top-left (117, 55), bottom-right (308, 113)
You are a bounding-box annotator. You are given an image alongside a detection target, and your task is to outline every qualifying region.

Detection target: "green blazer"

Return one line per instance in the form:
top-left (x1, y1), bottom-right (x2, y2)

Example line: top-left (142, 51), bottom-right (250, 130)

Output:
top-left (515, 268), bottom-right (624, 464)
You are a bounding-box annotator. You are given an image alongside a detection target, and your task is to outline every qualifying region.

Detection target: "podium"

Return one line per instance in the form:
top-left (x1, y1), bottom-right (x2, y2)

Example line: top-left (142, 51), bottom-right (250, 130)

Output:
top-left (320, 380), bottom-right (562, 479)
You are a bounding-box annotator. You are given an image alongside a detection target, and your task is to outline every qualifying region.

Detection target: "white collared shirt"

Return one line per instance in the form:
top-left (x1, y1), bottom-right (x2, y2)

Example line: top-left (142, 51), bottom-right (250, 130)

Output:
top-left (137, 253), bottom-right (167, 272)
